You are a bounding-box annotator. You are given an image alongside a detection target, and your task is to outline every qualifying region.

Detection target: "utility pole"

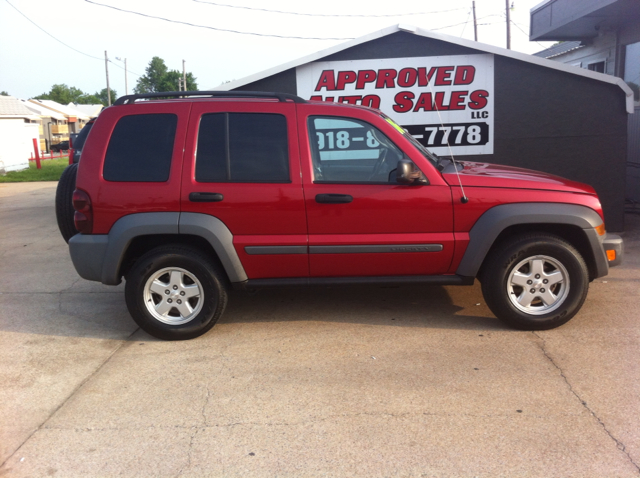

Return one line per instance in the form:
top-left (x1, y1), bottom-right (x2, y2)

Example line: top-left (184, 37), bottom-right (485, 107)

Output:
top-left (505, 0), bottom-right (511, 49)
top-left (105, 50), bottom-right (111, 106)
top-left (472, 1), bottom-right (478, 41)
top-left (116, 57), bottom-right (129, 95)
top-left (182, 60), bottom-right (187, 92)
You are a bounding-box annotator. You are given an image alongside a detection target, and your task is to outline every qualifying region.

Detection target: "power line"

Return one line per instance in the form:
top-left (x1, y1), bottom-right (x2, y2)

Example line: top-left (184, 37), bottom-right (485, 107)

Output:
top-left (4, 0), bottom-right (103, 61)
top-left (192, 0), bottom-right (467, 18)
top-left (108, 58), bottom-right (142, 78)
top-left (459, 8), bottom-right (472, 37)
top-left (509, 19), bottom-right (549, 49)
top-left (431, 20), bottom-right (471, 31)
top-left (84, 0), bottom-right (355, 40)
top-left (4, 0), bottom-right (141, 79)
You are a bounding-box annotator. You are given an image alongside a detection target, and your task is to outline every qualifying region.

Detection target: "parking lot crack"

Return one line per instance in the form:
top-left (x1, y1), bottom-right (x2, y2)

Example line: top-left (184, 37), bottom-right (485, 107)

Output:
top-left (533, 332), bottom-right (640, 474)
top-left (201, 384), bottom-right (211, 427)
top-left (174, 427), bottom-right (200, 478)
top-left (58, 278), bottom-right (81, 311)
top-left (0, 328), bottom-right (141, 471)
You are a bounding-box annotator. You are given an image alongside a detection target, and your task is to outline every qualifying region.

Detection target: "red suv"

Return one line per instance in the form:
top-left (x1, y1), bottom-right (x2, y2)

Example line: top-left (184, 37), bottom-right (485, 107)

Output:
top-left (63, 91), bottom-right (622, 340)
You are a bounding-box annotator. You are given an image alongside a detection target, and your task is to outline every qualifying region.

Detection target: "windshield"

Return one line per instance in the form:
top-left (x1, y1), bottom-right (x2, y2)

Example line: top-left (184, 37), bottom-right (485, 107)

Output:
top-left (380, 115), bottom-right (439, 168)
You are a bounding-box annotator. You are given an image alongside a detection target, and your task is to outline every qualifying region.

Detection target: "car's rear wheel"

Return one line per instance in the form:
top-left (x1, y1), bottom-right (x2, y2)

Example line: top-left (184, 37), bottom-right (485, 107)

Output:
top-left (125, 246), bottom-right (228, 340)
top-left (55, 163), bottom-right (78, 243)
top-left (480, 233), bottom-right (589, 330)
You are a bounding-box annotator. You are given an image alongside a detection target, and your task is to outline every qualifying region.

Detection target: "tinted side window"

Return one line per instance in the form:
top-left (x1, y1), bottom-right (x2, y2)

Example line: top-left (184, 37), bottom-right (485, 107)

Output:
top-left (195, 113), bottom-right (289, 183)
top-left (308, 116), bottom-right (406, 183)
top-left (194, 114), bottom-right (226, 182)
top-left (103, 114), bottom-right (177, 182)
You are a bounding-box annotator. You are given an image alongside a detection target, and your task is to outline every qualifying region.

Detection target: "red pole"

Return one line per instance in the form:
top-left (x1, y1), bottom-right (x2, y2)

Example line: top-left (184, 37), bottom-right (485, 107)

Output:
top-left (32, 138), bottom-right (41, 169)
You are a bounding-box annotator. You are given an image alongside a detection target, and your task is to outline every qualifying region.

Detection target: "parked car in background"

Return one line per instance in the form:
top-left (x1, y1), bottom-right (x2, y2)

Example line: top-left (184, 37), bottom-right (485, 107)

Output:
top-left (50, 141), bottom-right (69, 152)
top-left (70, 118), bottom-right (95, 164)
top-left (56, 119), bottom-right (98, 243)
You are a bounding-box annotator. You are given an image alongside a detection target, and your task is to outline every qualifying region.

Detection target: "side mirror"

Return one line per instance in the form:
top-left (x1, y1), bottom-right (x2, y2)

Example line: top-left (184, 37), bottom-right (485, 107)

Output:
top-left (396, 159), bottom-right (428, 185)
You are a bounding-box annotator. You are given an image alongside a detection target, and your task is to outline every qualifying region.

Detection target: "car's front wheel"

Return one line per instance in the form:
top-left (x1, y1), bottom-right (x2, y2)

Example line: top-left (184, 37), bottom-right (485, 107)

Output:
top-left (480, 233), bottom-right (589, 330)
top-left (125, 246), bottom-right (228, 340)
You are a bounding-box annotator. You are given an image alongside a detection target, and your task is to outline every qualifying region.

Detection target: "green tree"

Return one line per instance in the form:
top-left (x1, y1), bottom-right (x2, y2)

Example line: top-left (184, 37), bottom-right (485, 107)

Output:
top-left (35, 84), bottom-right (117, 106)
top-left (134, 57), bottom-right (198, 93)
top-left (159, 70), bottom-right (198, 92)
top-left (0, 91), bottom-right (9, 96)
top-left (134, 56), bottom-right (169, 94)
top-left (94, 87), bottom-right (118, 105)
top-left (79, 93), bottom-right (101, 104)
top-left (35, 84), bottom-right (86, 104)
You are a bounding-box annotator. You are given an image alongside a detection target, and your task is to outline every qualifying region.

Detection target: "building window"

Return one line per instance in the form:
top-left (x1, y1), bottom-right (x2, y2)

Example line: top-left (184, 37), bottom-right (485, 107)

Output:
top-left (587, 61), bottom-right (605, 73)
top-left (624, 41), bottom-right (640, 103)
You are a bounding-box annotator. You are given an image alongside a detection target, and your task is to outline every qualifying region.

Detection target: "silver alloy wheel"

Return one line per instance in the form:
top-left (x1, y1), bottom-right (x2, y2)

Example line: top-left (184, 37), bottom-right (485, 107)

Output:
top-left (507, 255), bottom-right (570, 316)
top-left (143, 267), bottom-right (204, 325)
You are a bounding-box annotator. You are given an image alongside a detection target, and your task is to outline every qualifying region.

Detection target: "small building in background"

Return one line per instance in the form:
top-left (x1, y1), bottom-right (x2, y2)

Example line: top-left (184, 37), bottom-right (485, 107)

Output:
top-left (68, 103), bottom-right (104, 119)
top-left (0, 96), bottom-right (40, 173)
top-left (28, 99), bottom-right (91, 135)
top-left (22, 100), bottom-right (68, 152)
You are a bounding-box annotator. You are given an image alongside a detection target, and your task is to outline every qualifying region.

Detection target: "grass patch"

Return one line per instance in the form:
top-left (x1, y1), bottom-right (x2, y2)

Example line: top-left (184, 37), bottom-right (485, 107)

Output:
top-left (0, 158), bottom-right (69, 182)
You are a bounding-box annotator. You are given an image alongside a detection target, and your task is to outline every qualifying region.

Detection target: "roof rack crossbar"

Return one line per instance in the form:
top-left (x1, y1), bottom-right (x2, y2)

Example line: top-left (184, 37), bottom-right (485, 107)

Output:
top-left (113, 90), bottom-right (306, 105)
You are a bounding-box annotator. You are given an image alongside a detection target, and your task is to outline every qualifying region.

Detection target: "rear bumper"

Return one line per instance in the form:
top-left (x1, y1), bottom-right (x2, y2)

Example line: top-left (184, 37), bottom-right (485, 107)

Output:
top-left (69, 233), bottom-right (109, 283)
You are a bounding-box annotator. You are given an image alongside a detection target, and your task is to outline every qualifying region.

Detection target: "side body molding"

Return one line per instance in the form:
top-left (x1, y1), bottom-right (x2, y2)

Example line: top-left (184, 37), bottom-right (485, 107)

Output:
top-left (455, 203), bottom-right (608, 278)
top-left (179, 212), bottom-right (248, 283)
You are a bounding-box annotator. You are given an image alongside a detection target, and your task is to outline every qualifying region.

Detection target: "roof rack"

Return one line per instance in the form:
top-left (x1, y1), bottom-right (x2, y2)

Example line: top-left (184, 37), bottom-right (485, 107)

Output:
top-left (113, 90), bottom-right (306, 105)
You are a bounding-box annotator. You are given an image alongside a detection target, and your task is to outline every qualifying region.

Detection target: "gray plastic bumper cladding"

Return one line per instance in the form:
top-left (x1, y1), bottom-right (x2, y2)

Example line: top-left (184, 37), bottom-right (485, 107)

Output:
top-left (69, 206), bottom-right (621, 287)
top-left (602, 233), bottom-right (623, 267)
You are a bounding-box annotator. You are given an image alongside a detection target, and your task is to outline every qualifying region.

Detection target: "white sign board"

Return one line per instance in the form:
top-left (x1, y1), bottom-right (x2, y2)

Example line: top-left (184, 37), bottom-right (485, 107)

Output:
top-left (296, 54), bottom-right (494, 155)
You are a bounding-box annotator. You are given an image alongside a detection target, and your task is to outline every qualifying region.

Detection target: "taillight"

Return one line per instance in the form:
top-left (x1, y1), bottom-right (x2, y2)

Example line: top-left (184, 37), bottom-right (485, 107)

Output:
top-left (73, 189), bottom-right (93, 234)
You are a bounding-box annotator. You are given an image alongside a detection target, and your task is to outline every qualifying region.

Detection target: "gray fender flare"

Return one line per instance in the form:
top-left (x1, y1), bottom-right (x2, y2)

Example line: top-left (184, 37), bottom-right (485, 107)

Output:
top-left (69, 212), bottom-right (248, 285)
top-left (179, 212), bottom-right (248, 283)
top-left (70, 212), bottom-right (180, 285)
top-left (455, 203), bottom-right (607, 278)
top-left (101, 212), bottom-right (180, 284)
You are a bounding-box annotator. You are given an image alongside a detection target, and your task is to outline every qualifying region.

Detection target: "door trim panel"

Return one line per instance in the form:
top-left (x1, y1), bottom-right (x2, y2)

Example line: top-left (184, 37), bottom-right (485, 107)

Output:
top-left (310, 244), bottom-right (443, 254)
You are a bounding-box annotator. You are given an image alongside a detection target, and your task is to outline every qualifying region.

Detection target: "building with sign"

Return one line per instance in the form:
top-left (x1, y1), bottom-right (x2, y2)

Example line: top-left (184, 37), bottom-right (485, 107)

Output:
top-left (218, 24), bottom-right (633, 230)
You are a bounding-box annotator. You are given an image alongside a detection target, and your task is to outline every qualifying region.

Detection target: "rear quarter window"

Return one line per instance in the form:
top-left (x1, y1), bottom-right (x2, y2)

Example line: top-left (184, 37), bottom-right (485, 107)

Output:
top-left (103, 113), bottom-right (177, 182)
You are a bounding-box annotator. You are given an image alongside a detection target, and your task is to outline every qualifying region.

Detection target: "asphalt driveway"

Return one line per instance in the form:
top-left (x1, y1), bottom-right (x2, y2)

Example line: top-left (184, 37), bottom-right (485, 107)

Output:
top-left (1, 182), bottom-right (638, 477)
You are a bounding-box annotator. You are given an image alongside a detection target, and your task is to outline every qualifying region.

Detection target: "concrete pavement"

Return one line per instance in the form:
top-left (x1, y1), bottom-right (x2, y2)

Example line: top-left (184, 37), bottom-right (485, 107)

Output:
top-left (0, 181), bottom-right (638, 477)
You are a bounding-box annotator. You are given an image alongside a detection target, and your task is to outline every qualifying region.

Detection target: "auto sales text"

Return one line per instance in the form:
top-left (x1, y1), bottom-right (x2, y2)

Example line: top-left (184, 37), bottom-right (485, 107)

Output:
top-left (309, 65), bottom-right (489, 113)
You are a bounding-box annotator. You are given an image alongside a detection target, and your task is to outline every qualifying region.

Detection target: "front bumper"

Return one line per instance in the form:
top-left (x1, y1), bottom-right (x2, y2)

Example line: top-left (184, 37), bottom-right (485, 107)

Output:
top-left (602, 233), bottom-right (623, 268)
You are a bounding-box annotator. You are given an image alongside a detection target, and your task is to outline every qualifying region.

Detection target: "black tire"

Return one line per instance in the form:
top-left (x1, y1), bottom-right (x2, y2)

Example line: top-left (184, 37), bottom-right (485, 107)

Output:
top-left (55, 163), bottom-right (78, 243)
top-left (480, 233), bottom-right (589, 330)
top-left (125, 245), bottom-right (228, 340)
